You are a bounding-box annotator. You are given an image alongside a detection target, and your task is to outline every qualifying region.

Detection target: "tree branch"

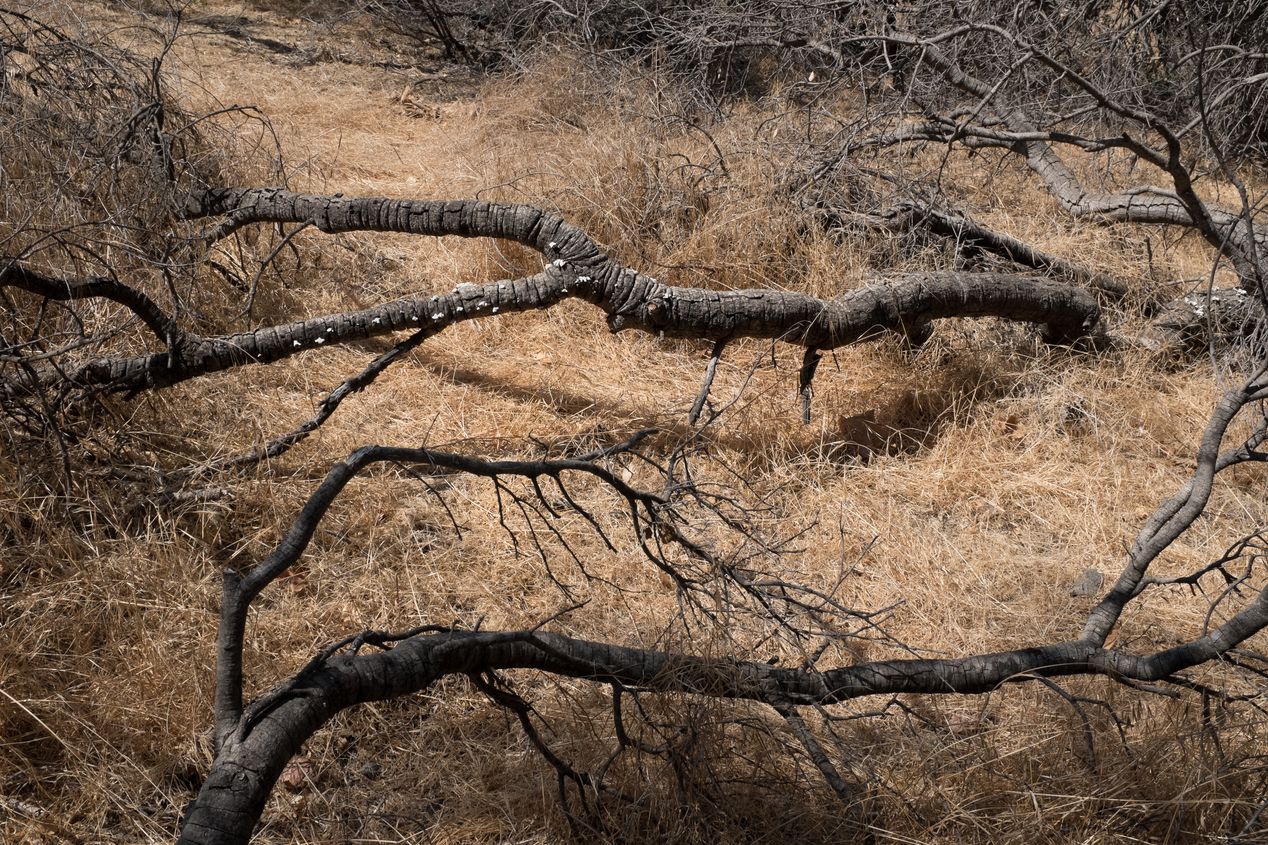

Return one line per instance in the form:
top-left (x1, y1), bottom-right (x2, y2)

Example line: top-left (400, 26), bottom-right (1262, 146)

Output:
top-left (182, 596), bottom-right (1268, 845)
top-left (1, 261), bottom-right (181, 345)
top-left (7, 189), bottom-right (1101, 393)
top-left (820, 31), bottom-right (1268, 285)
top-left (841, 201), bottom-right (1128, 298)
top-left (1082, 369), bottom-right (1268, 643)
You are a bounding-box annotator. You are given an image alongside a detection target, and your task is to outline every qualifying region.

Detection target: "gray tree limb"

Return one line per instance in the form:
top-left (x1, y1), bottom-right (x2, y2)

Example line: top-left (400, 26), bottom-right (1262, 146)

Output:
top-left (180, 597), bottom-right (1268, 845)
top-left (3, 190), bottom-right (1102, 394)
top-left (0, 262), bottom-right (181, 344)
top-left (816, 32), bottom-right (1267, 285)
top-left (837, 201), bottom-right (1128, 298)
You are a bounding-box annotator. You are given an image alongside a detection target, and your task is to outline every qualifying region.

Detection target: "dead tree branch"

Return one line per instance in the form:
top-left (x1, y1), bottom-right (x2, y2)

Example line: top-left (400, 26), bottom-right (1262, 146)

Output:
top-left (815, 29), bottom-right (1268, 289)
top-left (180, 362), bottom-right (1268, 844)
top-left (3, 188), bottom-right (1101, 396)
top-left (841, 201), bottom-right (1129, 298)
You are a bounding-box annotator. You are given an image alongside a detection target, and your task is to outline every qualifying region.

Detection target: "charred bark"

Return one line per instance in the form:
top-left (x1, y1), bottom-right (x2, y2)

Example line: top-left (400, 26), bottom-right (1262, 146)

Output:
top-left (838, 201), bottom-right (1128, 299)
top-left (181, 589), bottom-right (1268, 845)
top-left (2, 189), bottom-right (1100, 394)
top-left (176, 370), bottom-right (1268, 844)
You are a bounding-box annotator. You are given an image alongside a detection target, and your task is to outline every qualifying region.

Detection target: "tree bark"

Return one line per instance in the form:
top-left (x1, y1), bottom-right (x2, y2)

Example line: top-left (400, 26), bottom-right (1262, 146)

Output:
top-left (837, 201), bottom-right (1128, 298)
top-left (16, 189), bottom-right (1100, 393)
top-left (179, 596), bottom-right (1268, 844)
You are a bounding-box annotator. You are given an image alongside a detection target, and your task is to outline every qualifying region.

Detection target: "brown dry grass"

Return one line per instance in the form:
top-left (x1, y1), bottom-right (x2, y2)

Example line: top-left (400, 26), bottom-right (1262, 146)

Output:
top-left (2, 3), bottom-right (1267, 844)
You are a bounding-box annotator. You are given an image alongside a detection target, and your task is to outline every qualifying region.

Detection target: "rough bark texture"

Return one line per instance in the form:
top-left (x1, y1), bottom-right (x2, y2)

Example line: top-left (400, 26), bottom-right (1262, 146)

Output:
top-left (176, 371), bottom-right (1268, 844)
top-left (188, 189), bottom-right (1102, 351)
top-left (180, 597), bottom-right (1268, 845)
top-left (35, 188), bottom-right (1097, 392)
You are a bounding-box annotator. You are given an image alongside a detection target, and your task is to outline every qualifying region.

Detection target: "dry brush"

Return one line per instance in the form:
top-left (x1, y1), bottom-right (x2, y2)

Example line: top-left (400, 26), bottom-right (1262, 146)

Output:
top-left (4, 4), bottom-right (1268, 844)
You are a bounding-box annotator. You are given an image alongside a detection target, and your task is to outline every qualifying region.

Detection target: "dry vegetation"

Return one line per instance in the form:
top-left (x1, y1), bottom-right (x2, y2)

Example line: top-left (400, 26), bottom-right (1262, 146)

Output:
top-left (2, 2), bottom-right (1267, 843)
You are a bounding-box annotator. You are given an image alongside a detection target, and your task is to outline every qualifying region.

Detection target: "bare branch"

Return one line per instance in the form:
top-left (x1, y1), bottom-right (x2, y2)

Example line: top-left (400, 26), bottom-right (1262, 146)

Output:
top-left (1, 261), bottom-right (181, 345)
top-left (2, 189), bottom-right (1095, 393)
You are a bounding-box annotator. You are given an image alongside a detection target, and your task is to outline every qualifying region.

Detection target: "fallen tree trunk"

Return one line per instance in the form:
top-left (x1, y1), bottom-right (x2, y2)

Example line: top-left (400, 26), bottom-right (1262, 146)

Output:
top-left (5, 189), bottom-right (1101, 393)
top-left (64, 266), bottom-right (1099, 390)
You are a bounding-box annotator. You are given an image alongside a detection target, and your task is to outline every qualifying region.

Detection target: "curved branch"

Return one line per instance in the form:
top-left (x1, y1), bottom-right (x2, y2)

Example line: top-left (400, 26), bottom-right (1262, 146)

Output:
top-left (212, 434), bottom-right (661, 748)
top-left (38, 189), bottom-right (1099, 392)
top-left (1, 261), bottom-right (180, 344)
top-left (66, 267), bottom-right (567, 390)
top-left (1082, 370), bottom-right (1268, 643)
top-left (182, 585), bottom-right (1268, 845)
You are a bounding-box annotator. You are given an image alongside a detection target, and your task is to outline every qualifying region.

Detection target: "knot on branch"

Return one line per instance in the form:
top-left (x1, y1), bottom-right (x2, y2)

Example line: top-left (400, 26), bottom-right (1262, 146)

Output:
top-left (645, 296), bottom-right (672, 328)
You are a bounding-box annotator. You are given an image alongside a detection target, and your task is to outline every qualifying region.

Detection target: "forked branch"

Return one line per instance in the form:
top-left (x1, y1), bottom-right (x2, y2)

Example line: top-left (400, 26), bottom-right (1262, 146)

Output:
top-left (183, 368), bottom-right (1268, 845)
top-left (5, 189), bottom-right (1101, 395)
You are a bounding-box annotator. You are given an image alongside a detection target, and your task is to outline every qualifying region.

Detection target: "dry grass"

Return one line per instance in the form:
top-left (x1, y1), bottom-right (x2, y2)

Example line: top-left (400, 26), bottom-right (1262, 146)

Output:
top-left (2, 3), bottom-right (1267, 843)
